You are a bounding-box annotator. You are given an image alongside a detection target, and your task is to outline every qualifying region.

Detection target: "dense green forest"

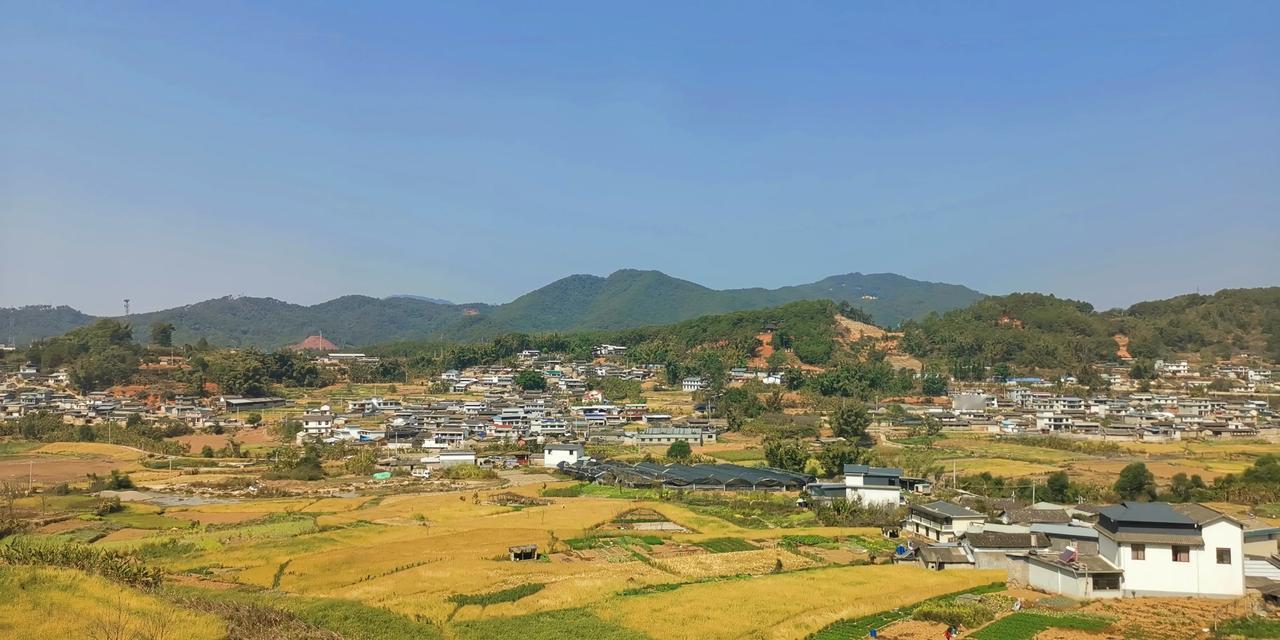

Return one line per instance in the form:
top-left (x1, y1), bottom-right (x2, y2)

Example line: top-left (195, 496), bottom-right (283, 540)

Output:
top-left (900, 288), bottom-right (1280, 377)
top-left (2, 269), bottom-right (981, 348)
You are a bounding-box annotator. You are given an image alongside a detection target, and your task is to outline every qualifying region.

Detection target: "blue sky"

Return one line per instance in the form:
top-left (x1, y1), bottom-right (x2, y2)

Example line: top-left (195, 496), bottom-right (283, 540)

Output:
top-left (2, 1), bottom-right (1277, 315)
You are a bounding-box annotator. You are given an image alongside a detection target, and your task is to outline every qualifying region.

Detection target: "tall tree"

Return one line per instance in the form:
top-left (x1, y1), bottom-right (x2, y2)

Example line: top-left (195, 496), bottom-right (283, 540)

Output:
top-left (666, 440), bottom-right (692, 461)
top-left (149, 322), bottom-right (176, 347)
top-left (1045, 471), bottom-right (1071, 502)
top-left (830, 402), bottom-right (872, 442)
top-left (1114, 462), bottom-right (1157, 501)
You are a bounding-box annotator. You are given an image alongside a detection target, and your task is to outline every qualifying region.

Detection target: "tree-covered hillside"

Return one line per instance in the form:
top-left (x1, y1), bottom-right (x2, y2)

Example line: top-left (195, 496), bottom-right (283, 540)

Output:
top-left (900, 287), bottom-right (1280, 376)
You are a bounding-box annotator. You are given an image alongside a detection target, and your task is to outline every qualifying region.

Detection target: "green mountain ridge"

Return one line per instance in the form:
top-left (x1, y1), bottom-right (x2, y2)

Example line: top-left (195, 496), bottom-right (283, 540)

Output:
top-left (2, 269), bottom-right (982, 348)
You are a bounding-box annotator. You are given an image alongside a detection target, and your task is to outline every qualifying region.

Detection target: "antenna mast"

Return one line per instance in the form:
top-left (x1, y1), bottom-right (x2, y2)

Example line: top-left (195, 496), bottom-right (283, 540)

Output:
top-left (123, 299), bottom-right (131, 317)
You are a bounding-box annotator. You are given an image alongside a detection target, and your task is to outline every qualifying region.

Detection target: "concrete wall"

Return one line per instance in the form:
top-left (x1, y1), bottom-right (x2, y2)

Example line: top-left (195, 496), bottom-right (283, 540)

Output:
top-left (1245, 538), bottom-right (1279, 557)
top-left (1026, 560), bottom-right (1089, 598)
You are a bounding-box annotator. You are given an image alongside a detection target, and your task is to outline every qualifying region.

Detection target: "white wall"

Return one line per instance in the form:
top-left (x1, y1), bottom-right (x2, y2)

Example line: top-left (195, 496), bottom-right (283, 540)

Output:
top-left (543, 449), bottom-right (580, 468)
top-left (1108, 523), bottom-right (1243, 597)
top-left (1199, 521), bottom-right (1244, 596)
top-left (847, 485), bottom-right (900, 507)
top-left (1027, 561), bottom-right (1089, 598)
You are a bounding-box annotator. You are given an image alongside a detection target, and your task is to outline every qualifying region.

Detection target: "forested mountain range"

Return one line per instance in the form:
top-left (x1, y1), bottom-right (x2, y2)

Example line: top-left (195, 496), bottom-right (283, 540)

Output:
top-left (1, 270), bottom-right (983, 348)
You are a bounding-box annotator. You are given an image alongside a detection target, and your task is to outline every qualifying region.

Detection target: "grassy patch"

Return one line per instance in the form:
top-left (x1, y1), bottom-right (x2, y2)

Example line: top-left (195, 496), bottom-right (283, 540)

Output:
top-left (167, 584), bottom-right (444, 640)
top-left (568, 534), bottom-right (665, 550)
top-left (1215, 616), bottom-right (1280, 638)
top-left (104, 510), bottom-right (195, 531)
top-left (846, 535), bottom-right (898, 554)
top-left (453, 607), bottom-right (650, 640)
top-left (291, 598), bottom-right (444, 640)
top-left (969, 612), bottom-right (1112, 640)
top-left (0, 441), bottom-right (41, 457)
top-left (780, 535), bottom-right (835, 546)
top-left (694, 537), bottom-right (758, 553)
top-left (619, 582), bottom-right (683, 597)
top-left (447, 583), bottom-right (545, 608)
top-left (708, 449), bottom-right (766, 462)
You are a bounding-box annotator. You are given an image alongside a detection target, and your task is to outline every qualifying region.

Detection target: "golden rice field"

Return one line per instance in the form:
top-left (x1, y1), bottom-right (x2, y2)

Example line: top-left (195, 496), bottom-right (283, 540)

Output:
top-left (51, 479), bottom-right (999, 639)
top-left (597, 564), bottom-right (1004, 640)
top-left (0, 565), bottom-right (224, 640)
top-left (32, 441), bottom-right (150, 461)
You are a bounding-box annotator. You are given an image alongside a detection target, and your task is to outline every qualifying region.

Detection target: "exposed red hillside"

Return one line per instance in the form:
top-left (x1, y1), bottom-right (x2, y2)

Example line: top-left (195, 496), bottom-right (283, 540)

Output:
top-left (290, 335), bottom-right (337, 351)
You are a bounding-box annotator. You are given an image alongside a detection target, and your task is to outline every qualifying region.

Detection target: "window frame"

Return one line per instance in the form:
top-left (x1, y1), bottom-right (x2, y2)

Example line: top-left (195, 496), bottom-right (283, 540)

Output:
top-left (1172, 545), bottom-right (1191, 563)
top-left (1130, 543), bottom-right (1145, 560)
top-left (1216, 548), bottom-right (1231, 565)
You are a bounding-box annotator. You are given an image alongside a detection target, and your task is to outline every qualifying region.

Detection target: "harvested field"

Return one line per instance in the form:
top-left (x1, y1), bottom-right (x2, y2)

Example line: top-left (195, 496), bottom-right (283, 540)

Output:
top-left (661, 549), bottom-right (814, 579)
top-left (0, 456), bottom-right (124, 485)
top-left (1080, 596), bottom-right (1252, 639)
top-left (875, 619), bottom-right (950, 639)
top-left (172, 426), bottom-right (279, 451)
top-left (33, 442), bottom-right (148, 461)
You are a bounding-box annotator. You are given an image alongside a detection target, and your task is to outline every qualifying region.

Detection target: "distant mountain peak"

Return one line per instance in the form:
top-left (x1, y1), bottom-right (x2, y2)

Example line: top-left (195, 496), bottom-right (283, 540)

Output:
top-left (388, 294), bottom-right (454, 305)
top-left (6, 269), bottom-right (985, 347)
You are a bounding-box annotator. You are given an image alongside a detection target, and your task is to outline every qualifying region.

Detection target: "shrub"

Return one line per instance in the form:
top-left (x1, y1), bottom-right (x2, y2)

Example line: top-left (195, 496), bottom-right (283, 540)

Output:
top-left (435, 465), bottom-right (498, 480)
top-left (94, 496), bottom-right (123, 516)
top-left (912, 598), bottom-right (996, 628)
top-left (447, 583), bottom-right (545, 608)
top-left (0, 540), bottom-right (164, 589)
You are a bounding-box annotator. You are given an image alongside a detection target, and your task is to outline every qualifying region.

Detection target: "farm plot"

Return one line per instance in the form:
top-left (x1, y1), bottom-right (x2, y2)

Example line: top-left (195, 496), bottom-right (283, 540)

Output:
top-left (969, 611), bottom-right (1112, 639)
top-left (597, 564), bottom-right (1004, 640)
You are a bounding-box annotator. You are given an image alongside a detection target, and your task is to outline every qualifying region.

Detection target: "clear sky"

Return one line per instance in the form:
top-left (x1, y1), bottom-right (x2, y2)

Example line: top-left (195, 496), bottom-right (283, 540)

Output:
top-left (2, 2), bottom-right (1277, 315)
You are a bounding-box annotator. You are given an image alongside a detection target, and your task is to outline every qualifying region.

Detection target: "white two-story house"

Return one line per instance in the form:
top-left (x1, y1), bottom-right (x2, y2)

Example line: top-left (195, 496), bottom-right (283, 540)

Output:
top-left (1096, 502), bottom-right (1244, 598)
top-left (842, 464), bottom-right (902, 507)
top-left (905, 501), bottom-right (986, 542)
top-left (1020, 502), bottom-right (1244, 599)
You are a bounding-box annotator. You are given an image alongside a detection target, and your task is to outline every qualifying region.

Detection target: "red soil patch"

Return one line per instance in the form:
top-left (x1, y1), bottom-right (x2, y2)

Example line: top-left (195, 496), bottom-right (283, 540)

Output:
top-left (36, 519), bottom-right (95, 534)
top-left (1114, 334), bottom-right (1132, 360)
top-left (289, 335), bottom-right (338, 351)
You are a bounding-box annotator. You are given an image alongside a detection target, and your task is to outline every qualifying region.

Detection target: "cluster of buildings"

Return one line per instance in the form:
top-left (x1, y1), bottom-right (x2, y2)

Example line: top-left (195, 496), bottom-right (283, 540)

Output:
top-left (897, 497), bottom-right (1280, 603)
top-left (787, 462), bottom-right (1280, 603)
top-left (932, 387), bottom-right (1278, 442)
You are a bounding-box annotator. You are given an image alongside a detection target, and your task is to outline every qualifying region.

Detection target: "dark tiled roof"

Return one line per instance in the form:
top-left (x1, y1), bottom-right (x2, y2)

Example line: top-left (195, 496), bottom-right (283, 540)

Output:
top-left (916, 501), bottom-right (984, 519)
top-left (1004, 508), bottom-right (1072, 524)
top-left (964, 532), bottom-right (1048, 549)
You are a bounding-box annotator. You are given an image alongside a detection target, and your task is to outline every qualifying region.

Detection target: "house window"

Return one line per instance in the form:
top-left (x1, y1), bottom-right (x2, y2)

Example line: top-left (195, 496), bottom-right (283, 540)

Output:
top-left (1131, 544), bottom-right (1145, 560)
top-left (1216, 548), bottom-right (1231, 565)
top-left (1172, 545), bottom-right (1190, 562)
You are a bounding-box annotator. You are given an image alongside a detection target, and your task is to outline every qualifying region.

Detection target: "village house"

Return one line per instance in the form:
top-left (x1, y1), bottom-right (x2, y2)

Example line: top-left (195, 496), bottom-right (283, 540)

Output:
top-left (1017, 502), bottom-right (1244, 599)
top-left (904, 501), bottom-right (987, 542)
top-left (543, 443), bottom-right (585, 468)
top-left (842, 464), bottom-right (903, 507)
